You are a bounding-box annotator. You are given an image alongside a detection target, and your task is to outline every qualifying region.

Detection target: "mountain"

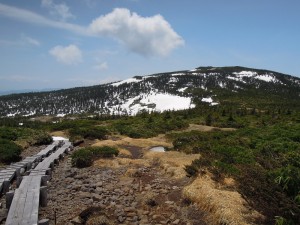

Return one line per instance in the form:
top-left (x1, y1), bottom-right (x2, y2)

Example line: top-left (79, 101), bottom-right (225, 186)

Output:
top-left (0, 66), bottom-right (299, 117)
top-left (0, 88), bottom-right (58, 96)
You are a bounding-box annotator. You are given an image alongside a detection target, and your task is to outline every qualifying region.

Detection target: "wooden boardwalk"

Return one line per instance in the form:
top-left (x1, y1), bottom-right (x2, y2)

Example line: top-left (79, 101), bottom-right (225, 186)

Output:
top-left (4, 140), bottom-right (73, 225)
top-left (0, 141), bottom-right (61, 196)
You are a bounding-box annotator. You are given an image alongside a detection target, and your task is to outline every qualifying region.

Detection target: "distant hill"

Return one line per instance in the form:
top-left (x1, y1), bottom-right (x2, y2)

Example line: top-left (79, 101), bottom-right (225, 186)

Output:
top-left (0, 66), bottom-right (299, 117)
top-left (0, 88), bottom-right (58, 96)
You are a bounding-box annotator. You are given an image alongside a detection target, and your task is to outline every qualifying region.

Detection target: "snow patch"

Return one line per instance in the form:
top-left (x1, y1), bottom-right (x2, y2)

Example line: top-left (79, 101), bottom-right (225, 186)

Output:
top-left (111, 78), bottom-right (140, 87)
top-left (178, 87), bottom-right (188, 92)
top-left (233, 71), bottom-right (257, 77)
top-left (52, 136), bottom-right (69, 141)
top-left (7, 113), bottom-right (17, 117)
top-left (201, 97), bottom-right (219, 106)
top-left (256, 74), bottom-right (276, 82)
top-left (202, 97), bottom-right (213, 103)
top-left (171, 73), bottom-right (185, 76)
top-left (112, 92), bottom-right (195, 115)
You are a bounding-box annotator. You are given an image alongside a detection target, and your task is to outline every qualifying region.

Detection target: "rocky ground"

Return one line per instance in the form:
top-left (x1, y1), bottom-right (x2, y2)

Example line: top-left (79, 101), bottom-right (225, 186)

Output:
top-left (38, 146), bottom-right (207, 225)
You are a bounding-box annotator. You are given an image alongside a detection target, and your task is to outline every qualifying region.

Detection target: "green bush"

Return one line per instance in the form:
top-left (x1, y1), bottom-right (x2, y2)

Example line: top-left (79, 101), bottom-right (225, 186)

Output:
top-left (71, 148), bottom-right (93, 168)
top-left (69, 126), bottom-right (108, 140)
top-left (184, 164), bottom-right (199, 177)
top-left (0, 127), bottom-right (18, 140)
top-left (71, 146), bottom-right (119, 168)
top-left (0, 139), bottom-right (22, 163)
top-left (34, 132), bottom-right (53, 145)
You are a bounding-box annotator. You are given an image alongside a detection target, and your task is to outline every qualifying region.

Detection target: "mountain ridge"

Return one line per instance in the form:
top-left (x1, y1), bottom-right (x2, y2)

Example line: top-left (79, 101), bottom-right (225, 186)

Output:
top-left (0, 66), bottom-right (299, 117)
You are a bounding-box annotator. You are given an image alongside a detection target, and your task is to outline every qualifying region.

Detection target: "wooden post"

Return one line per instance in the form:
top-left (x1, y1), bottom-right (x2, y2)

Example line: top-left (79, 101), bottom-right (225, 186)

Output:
top-left (46, 169), bottom-right (52, 178)
top-left (15, 168), bottom-right (21, 177)
top-left (26, 162), bottom-right (32, 171)
top-left (2, 180), bottom-right (10, 194)
top-left (20, 167), bottom-right (26, 175)
top-left (41, 175), bottom-right (50, 186)
top-left (6, 191), bottom-right (14, 209)
top-left (16, 176), bottom-right (23, 188)
top-left (40, 186), bottom-right (48, 207)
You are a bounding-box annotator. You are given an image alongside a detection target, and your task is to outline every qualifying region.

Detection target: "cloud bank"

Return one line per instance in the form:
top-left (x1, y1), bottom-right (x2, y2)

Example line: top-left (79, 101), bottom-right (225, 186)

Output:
top-left (49, 44), bottom-right (82, 65)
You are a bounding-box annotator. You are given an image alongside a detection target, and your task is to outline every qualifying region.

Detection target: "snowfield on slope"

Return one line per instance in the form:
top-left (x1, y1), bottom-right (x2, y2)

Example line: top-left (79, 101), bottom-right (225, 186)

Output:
top-left (110, 92), bottom-right (195, 115)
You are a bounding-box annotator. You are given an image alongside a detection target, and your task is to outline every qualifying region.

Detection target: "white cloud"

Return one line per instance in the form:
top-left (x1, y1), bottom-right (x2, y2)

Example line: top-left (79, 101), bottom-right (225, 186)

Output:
top-left (21, 35), bottom-right (40, 46)
top-left (49, 44), bottom-right (82, 65)
top-left (41, 0), bottom-right (75, 21)
top-left (89, 8), bottom-right (184, 57)
top-left (0, 4), bottom-right (184, 57)
top-left (0, 35), bottom-right (40, 47)
top-left (93, 61), bottom-right (108, 71)
top-left (0, 3), bottom-right (86, 35)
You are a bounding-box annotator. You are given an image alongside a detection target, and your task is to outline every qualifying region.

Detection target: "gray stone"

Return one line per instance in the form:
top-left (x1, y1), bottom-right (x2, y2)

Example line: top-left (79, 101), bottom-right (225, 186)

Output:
top-left (172, 219), bottom-right (180, 224)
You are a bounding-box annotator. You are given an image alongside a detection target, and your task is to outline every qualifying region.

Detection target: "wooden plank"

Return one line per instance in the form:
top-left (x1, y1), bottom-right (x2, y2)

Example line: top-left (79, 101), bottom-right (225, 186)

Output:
top-left (6, 176), bottom-right (33, 225)
top-left (30, 189), bottom-right (40, 224)
top-left (22, 191), bottom-right (34, 224)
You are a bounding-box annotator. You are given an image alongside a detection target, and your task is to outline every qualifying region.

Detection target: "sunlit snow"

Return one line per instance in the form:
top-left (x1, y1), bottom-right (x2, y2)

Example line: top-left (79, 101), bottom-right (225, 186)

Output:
top-left (112, 92), bottom-right (195, 115)
top-left (52, 136), bottom-right (69, 141)
top-left (201, 97), bottom-right (219, 106)
top-left (111, 78), bottom-right (141, 86)
top-left (256, 74), bottom-right (276, 82)
top-left (178, 87), bottom-right (188, 92)
top-left (233, 71), bottom-right (257, 77)
top-left (171, 73), bottom-right (185, 76)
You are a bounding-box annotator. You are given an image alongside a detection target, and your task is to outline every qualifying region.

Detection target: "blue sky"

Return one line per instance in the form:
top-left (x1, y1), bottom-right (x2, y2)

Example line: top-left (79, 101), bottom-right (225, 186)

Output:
top-left (0, 0), bottom-right (299, 92)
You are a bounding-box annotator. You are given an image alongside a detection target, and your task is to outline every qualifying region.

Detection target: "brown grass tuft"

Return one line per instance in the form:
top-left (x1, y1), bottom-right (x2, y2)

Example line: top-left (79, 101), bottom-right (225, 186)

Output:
top-left (144, 151), bottom-right (200, 179)
top-left (183, 174), bottom-right (264, 225)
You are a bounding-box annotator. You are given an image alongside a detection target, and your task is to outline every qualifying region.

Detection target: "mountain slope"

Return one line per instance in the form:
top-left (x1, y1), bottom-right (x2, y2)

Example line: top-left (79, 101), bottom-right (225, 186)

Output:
top-left (0, 66), bottom-right (299, 117)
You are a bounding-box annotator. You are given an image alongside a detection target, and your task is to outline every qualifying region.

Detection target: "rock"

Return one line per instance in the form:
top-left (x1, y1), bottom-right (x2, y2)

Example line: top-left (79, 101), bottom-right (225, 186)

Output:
top-left (118, 216), bottom-right (126, 223)
top-left (172, 219), bottom-right (180, 224)
top-left (96, 181), bottom-right (103, 187)
top-left (92, 194), bottom-right (102, 201)
top-left (127, 212), bottom-right (136, 217)
top-left (70, 216), bottom-right (83, 225)
top-left (165, 201), bottom-right (174, 205)
top-left (124, 207), bottom-right (135, 212)
top-left (170, 213), bottom-right (175, 220)
top-left (78, 192), bottom-right (91, 198)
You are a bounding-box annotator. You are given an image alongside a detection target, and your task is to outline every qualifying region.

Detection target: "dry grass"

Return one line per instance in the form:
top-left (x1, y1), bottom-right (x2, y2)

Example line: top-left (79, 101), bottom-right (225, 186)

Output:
top-left (92, 135), bottom-right (172, 150)
top-left (31, 116), bottom-right (54, 122)
top-left (50, 131), bottom-right (68, 138)
top-left (144, 151), bottom-right (200, 179)
top-left (94, 158), bottom-right (150, 169)
top-left (184, 124), bottom-right (236, 132)
top-left (183, 174), bottom-right (264, 225)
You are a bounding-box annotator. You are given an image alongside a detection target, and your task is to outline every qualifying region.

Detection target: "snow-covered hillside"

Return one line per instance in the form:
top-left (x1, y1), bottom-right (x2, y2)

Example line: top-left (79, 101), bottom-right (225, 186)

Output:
top-left (0, 66), bottom-right (299, 117)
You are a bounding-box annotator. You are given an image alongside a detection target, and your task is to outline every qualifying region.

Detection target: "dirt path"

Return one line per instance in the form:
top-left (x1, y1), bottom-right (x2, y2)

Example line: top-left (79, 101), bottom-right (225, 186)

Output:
top-left (38, 146), bottom-right (207, 225)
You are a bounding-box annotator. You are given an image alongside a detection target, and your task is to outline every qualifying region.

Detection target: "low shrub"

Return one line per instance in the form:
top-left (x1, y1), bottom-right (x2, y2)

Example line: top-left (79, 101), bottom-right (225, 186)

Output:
top-left (69, 126), bottom-right (109, 140)
top-left (34, 132), bottom-right (53, 145)
top-left (0, 139), bottom-right (22, 163)
top-left (71, 146), bottom-right (119, 168)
